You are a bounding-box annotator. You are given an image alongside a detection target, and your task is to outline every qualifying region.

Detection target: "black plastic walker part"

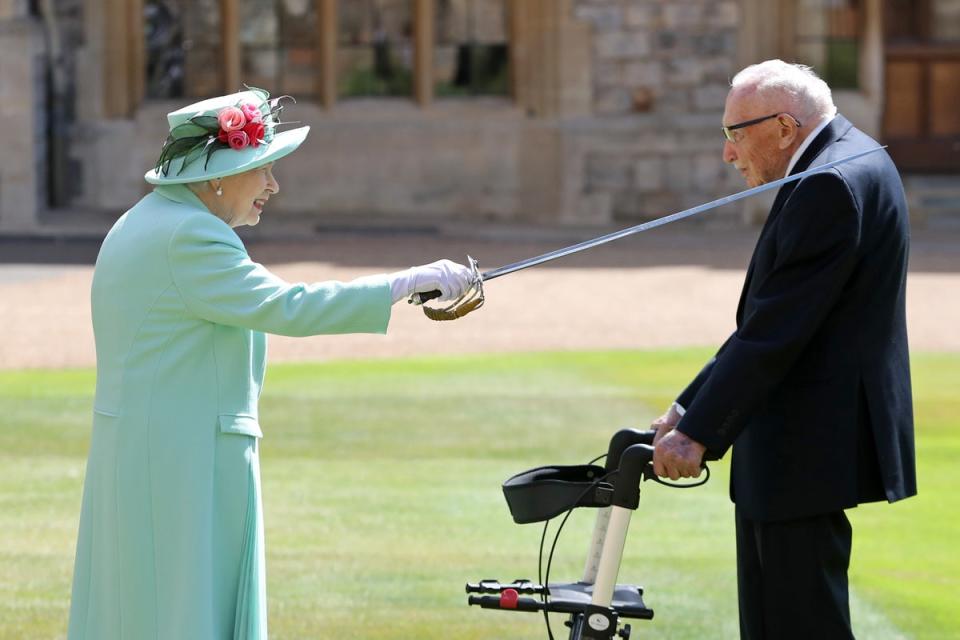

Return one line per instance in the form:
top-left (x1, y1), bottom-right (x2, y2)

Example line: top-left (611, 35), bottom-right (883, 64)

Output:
top-left (502, 429), bottom-right (660, 524)
top-left (603, 429), bottom-right (656, 473)
top-left (610, 444), bottom-right (655, 510)
top-left (466, 579), bottom-right (545, 595)
top-left (502, 464), bottom-right (614, 524)
top-left (467, 581), bottom-right (653, 620)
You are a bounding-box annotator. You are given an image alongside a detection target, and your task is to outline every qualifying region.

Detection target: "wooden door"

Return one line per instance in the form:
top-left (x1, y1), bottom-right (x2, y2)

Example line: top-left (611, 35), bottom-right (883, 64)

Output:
top-left (883, 0), bottom-right (960, 171)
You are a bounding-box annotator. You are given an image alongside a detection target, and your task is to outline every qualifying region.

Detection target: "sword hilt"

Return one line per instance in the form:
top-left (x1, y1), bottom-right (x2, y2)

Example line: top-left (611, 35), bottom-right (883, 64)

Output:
top-left (411, 290), bottom-right (442, 305)
top-left (408, 256), bottom-right (482, 306)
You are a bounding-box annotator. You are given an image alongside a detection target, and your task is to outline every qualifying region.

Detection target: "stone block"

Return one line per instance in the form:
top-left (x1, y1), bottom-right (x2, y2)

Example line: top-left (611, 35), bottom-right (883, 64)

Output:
top-left (666, 58), bottom-right (705, 86)
top-left (707, 1), bottom-right (740, 28)
top-left (595, 31), bottom-right (651, 60)
top-left (693, 32), bottom-right (735, 57)
top-left (665, 155), bottom-right (694, 191)
top-left (656, 30), bottom-right (682, 54)
top-left (594, 87), bottom-right (634, 115)
top-left (654, 89), bottom-right (691, 113)
top-left (576, 191), bottom-right (615, 224)
top-left (623, 61), bottom-right (662, 87)
top-left (662, 3), bottom-right (704, 29)
top-left (633, 157), bottom-right (663, 192)
top-left (615, 190), bottom-right (679, 220)
top-left (624, 4), bottom-right (657, 28)
top-left (676, 128), bottom-right (726, 153)
top-left (573, 5), bottom-right (623, 31)
top-left (585, 152), bottom-right (634, 190)
top-left (694, 153), bottom-right (726, 190)
top-left (703, 58), bottom-right (735, 83)
top-left (594, 62), bottom-right (622, 89)
top-left (693, 84), bottom-right (730, 111)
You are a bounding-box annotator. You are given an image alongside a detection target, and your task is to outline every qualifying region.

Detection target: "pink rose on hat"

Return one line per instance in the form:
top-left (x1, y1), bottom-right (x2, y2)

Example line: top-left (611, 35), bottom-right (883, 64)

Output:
top-left (217, 106), bottom-right (246, 133)
top-left (239, 102), bottom-right (263, 124)
top-left (226, 130), bottom-right (250, 150)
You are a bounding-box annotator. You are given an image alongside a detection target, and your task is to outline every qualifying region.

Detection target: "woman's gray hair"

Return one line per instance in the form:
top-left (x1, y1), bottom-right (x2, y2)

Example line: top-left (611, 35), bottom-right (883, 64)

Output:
top-left (731, 59), bottom-right (838, 123)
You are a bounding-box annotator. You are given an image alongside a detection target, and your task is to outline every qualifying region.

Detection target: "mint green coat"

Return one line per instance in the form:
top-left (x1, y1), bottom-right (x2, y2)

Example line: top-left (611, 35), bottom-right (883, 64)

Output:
top-left (68, 185), bottom-right (392, 640)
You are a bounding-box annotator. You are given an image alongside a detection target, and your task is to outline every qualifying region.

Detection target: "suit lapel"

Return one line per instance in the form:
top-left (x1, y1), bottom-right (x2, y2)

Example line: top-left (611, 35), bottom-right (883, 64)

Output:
top-left (767, 116), bottom-right (851, 220)
top-left (734, 115), bottom-right (853, 325)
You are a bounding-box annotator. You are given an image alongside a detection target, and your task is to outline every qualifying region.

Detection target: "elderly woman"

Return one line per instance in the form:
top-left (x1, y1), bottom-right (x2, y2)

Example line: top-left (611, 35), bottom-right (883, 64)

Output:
top-left (67, 88), bottom-right (473, 640)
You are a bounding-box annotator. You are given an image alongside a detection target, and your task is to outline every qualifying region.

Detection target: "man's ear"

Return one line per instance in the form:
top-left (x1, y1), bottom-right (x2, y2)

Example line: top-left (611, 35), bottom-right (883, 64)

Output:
top-left (777, 116), bottom-right (800, 150)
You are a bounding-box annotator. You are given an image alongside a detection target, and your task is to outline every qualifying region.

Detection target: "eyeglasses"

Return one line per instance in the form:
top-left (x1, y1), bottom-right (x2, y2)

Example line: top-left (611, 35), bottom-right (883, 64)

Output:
top-left (721, 113), bottom-right (802, 143)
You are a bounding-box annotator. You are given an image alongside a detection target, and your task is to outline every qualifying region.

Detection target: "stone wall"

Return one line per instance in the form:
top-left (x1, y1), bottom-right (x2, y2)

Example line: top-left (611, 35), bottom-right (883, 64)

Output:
top-left (34, 0), bottom-right (752, 229)
top-left (0, 15), bottom-right (46, 232)
top-left (565, 0), bottom-right (745, 223)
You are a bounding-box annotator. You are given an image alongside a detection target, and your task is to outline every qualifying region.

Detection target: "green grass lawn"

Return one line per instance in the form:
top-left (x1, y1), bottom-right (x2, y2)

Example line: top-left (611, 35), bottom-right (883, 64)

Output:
top-left (0, 350), bottom-right (956, 639)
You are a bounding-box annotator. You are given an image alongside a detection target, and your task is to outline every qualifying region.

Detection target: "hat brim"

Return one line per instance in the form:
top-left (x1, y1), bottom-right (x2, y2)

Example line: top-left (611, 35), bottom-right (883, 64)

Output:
top-left (144, 125), bottom-right (310, 185)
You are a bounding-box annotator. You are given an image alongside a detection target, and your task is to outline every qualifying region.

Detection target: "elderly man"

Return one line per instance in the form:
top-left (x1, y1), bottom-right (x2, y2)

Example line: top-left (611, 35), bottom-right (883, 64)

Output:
top-left (652, 60), bottom-right (916, 639)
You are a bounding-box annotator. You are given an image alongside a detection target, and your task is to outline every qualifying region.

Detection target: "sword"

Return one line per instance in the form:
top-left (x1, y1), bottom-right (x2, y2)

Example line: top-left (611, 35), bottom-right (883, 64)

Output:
top-left (414, 146), bottom-right (885, 306)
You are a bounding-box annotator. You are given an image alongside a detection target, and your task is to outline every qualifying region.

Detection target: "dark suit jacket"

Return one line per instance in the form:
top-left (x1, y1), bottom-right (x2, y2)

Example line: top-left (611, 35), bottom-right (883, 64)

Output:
top-left (676, 115), bottom-right (917, 522)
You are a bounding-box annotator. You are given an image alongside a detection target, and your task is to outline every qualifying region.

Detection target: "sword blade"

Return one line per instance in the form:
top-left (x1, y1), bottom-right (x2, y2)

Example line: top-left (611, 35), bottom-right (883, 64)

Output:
top-left (480, 146), bottom-right (885, 281)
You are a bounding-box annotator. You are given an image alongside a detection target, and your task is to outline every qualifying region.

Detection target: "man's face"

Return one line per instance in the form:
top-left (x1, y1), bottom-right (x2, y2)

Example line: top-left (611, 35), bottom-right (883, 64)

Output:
top-left (721, 90), bottom-right (796, 188)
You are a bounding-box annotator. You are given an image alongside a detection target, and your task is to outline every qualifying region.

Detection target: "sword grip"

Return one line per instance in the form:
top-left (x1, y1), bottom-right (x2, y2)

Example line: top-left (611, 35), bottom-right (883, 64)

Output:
top-left (410, 290), bottom-right (442, 305)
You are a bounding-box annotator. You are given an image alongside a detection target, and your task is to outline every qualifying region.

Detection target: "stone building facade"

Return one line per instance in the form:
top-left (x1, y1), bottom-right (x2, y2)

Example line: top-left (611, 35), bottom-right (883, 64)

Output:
top-left (0, 0), bottom-right (957, 234)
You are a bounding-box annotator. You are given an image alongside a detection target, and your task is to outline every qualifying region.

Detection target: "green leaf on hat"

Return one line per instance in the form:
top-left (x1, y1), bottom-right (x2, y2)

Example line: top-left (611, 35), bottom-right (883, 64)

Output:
top-left (191, 115), bottom-right (220, 130)
top-left (169, 122), bottom-right (211, 140)
top-left (177, 138), bottom-right (216, 175)
top-left (204, 139), bottom-right (228, 170)
top-left (156, 135), bottom-right (207, 176)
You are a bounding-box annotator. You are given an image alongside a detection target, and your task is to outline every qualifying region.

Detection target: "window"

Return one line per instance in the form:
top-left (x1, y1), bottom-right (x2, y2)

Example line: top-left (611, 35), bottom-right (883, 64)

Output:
top-left (794, 0), bottom-right (861, 89)
top-left (931, 0), bottom-right (960, 42)
top-left (139, 0), bottom-right (511, 108)
top-left (435, 0), bottom-right (510, 97)
top-left (145, 0), bottom-right (223, 99)
top-left (338, 0), bottom-right (414, 98)
top-left (886, 0), bottom-right (960, 43)
top-left (240, 0), bottom-right (320, 97)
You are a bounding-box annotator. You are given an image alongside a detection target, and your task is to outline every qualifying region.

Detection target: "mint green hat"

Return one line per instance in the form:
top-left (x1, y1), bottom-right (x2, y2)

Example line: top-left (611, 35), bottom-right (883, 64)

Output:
top-left (144, 87), bottom-right (309, 185)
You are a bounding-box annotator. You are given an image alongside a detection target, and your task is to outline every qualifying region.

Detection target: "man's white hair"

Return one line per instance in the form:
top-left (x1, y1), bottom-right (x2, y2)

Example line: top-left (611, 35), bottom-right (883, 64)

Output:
top-left (731, 59), bottom-right (837, 123)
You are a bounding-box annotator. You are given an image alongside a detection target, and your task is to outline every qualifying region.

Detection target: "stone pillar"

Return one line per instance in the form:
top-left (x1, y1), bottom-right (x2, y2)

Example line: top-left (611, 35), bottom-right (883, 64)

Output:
top-left (0, 0), bottom-right (29, 20)
top-left (513, 0), bottom-right (592, 118)
top-left (0, 16), bottom-right (46, 233)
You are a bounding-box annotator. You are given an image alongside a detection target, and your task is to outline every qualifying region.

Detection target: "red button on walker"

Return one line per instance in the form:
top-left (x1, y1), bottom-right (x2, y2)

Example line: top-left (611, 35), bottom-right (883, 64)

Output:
top-left (499, 588), bottom-right (519, 609)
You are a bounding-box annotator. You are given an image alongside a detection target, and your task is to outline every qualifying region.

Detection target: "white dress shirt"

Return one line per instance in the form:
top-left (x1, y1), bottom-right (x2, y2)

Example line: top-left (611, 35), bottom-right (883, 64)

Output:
top-left (785, 115), bottom-right (834, 177)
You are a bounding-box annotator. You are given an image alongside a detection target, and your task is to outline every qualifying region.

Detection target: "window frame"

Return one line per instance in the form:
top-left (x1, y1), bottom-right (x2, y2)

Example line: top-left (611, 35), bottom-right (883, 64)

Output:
top-left (119, 0), bottom-right (516, 115)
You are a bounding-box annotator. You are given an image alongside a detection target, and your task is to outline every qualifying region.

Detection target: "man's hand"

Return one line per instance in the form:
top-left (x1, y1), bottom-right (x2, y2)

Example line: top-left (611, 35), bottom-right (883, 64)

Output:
top-left (651, 403), bottom-right (683, 445)
top-left (653, 430), bottom-right (707, 481)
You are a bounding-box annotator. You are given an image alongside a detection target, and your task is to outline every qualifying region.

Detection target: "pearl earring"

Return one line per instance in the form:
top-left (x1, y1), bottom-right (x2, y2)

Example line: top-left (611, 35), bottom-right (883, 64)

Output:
top-left (215, 183), bottom-right (223, 196)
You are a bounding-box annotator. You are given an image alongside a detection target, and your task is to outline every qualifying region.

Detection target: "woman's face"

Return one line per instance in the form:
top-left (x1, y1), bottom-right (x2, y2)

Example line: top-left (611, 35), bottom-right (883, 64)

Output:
top-left (215, 163), bottom-right (279, 227)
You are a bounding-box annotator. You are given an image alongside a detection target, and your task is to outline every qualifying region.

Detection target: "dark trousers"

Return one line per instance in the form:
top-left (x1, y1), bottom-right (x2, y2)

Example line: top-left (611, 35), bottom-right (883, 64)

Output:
top-left (736, 507), bottom-right (854, 640)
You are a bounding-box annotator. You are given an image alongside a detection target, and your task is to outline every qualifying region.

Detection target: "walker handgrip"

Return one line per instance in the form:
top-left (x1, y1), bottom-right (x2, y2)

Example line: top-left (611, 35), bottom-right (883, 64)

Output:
top-left (611, 444), bottom-right (655, 510)
top-left (410, 290), bottom-right (442, 305)
top-left (605, 429), bottom-right (658, 473)
top-left (468, 595), bottom-right (542, 612)
top-left (466, 579), bottom-right (545, 595)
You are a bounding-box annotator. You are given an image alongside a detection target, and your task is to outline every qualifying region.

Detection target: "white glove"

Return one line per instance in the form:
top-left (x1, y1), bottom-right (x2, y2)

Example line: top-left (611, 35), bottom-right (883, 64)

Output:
top-left (387, 259), bottom-right (475, 304)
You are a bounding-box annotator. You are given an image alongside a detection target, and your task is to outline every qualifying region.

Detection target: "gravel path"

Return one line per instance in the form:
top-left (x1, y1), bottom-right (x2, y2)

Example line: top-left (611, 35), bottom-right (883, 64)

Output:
top-left (1, 227), bottom-right (957, 370)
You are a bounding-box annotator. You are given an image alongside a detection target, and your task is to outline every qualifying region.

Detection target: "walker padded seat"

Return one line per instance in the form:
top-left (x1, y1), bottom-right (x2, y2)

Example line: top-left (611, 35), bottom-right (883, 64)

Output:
top-left (502, 464), bottom-right (613, 524)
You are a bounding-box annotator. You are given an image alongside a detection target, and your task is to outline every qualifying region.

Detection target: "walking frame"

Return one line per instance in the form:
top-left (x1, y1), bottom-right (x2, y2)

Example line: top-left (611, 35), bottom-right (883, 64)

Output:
top-left (465, 428), bottom-right (715, 639)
